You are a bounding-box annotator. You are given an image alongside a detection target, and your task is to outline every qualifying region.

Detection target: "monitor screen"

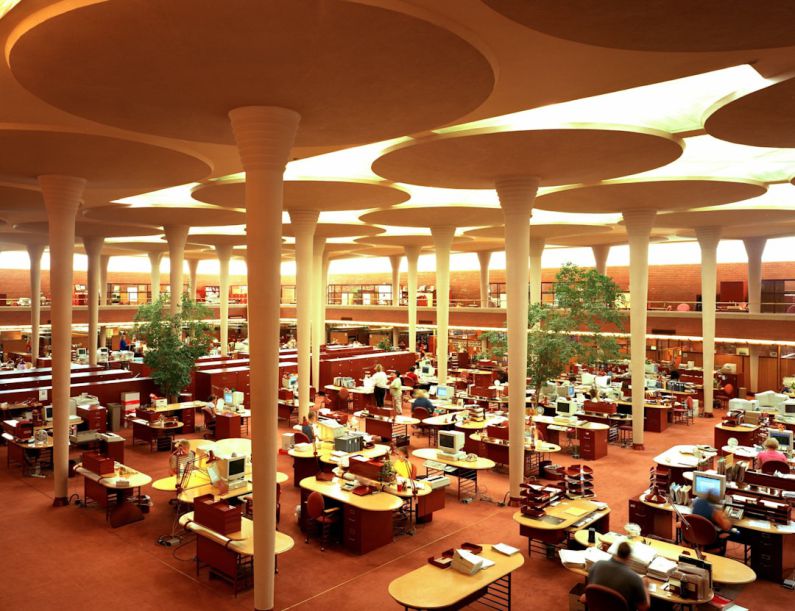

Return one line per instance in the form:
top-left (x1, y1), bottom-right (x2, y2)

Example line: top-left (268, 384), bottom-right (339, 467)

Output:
top-left (76, 348), bottom-right (87, 357)
top-left (436, 385), bottom-right (452, 400)
top-left (44, 405), bottom-right (53, 420)
top-left (438, 430), bottom-right (464, 452)
top-left (422, 366), bottom-right (430, 374)
top-left (617, 403), bottom-right (632, 417)
top-left (770, 429), bottom-right (793, 452)
top-left (693, 471), bottom-right (725, 501)
top-left (227, 456), bottom-right (246, 478)
top-left (223, 391), bottom-right (233, 404)
top-left (556, 400), bottom-right (571, 414)
top-left (567, 385), bottom-right (575, 398)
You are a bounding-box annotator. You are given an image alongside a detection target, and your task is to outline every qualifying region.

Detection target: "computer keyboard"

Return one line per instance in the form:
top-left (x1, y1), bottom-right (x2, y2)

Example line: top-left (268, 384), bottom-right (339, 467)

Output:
top-left (424, 459), bottom-right (447, 471)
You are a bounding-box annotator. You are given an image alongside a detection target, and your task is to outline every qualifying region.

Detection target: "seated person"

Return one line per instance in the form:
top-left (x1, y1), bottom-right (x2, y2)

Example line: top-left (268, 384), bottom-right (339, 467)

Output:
top-left (412, 389), bottom-right (435, 414)
top-left (586, 541), bottom-right (650, 610)
top-left (404, 366), bottom-right (419, 386)
top-left (691, 492), bottom-right (732, 532)
top-left (757, 437), bottom-right (788, 468)
top-left (313, 391), bottom-right (329, 411)
top-left (299, 410), bottom-right (317, 442)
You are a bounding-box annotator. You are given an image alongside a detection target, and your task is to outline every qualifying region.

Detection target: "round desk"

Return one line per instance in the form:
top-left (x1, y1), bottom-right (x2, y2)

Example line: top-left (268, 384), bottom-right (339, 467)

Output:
top-left (214, 437), bottom-right (251, 456)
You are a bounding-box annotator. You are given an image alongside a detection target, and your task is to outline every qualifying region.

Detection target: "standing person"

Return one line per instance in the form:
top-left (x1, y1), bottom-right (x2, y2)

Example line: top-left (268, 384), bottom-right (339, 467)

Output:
top-left (119, 333), bottom-right (128, 351)
top-left (371, 364), bottom-right (389, 407)
top-left (586, 541), bottom-right (650, 610)
top-left (389, 371), bottom-right (404, 414)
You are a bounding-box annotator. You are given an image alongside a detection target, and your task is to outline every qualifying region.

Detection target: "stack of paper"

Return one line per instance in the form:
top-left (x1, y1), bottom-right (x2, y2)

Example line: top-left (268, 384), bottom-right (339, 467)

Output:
top-left (647, 556), bottom-right (677, 580)
top-left (583, 547), bottom-right (611, 568)
top-left (608, 540), bottom-right (656, 573)
top-left (558, 549), bottom-right (586, 567)
top-left (451, 549), bottom-right (493, 575)
top-left (493, 543), bottom-right (520, 556)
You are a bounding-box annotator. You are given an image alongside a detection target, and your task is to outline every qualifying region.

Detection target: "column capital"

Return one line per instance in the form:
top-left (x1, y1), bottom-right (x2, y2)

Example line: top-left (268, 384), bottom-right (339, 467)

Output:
top-left (229, 106), bottom-right (300, 172)
top-left (38, 175), bottom-right (86, 215)
top-left (621, 209), bottom-right (657, 236)
top-left (695, 225), bottom-right (722, 251)
top-left (404, 245), bottom-right (421, 260)
top-left (529, 237), bottom-right (546, 259)
top-left (431, 225), bottom-right (456, 249)
top-left (215, 244), bottom-right (235, 261)
top-left (163, 224), bottom-right (190, 244)
top-left (743, 236), bottom-right (767, 260)
top-left (388, 254), bottom-right (403, 272)
top-left (82, 235), bottom-right (105, 258)
top-left (287, 208), bottom-right (320, 232)
top-left (477, 250), bottom-right (492, 268)
top-left (148, 251), bottom-right (163, 266)
top-left (27, 243), bottom-right (45, 262)
top-left (495, 176), bottom-right (539, 216)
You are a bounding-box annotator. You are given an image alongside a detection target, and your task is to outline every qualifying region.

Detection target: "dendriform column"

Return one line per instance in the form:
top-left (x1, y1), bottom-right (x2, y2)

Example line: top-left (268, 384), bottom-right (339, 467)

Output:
top-left (40, 174), bottom-right (86, 507)
top-left (230, 105), bottom-right (299, 611)
top-left (477, 250), bottom-right (491, 308)
top-left (496, 177), bottom-right (538, 503)
top-left (216, 244), bottom-right (234, 358)
top-left (148, 252), bottom-right (163, 302)
top-left (311, 235), bottom-right (326, 390)
top-left (164, 225), bottom-right (189, 313)
top-left (529, 237), bottom-right (545, 305)
top-left (27, 244), bottom-right (45, 363)
top-left (187, 258), bottom-right (200, 301)
top-left (743, 237), bottom-right (766, 315)
top-left (405, 245), bottom-right (420, 353)
top-left (592, 244), bottom-right (610, 276)
top-left (83, 236), bottom-right (105, 366)
top-left (431, 226), bottom-right (456, 385)
top-left (289, 209), bottom-right (319, 420)
top-left (100, 254), bottom-right (111, 305)
top-left (389, 254), bottom-right (402, 306)
top-left (623, 209), bottom-right (657, 449)
top-left (697, 226), bottom-right (722, 417)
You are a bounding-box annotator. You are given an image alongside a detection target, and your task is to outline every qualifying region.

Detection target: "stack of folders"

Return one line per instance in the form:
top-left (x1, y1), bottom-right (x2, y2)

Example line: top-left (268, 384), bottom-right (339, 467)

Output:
top-left (608, 540), bottom-right (656, 574)
top-left (647, 556), bottom-right (678, 581)
top-left (451, 549), bottom-right (495, 575)
top-left (669, 483), bottom-right (692, 506)
top-left (583, 547), bottom-right (611, 569)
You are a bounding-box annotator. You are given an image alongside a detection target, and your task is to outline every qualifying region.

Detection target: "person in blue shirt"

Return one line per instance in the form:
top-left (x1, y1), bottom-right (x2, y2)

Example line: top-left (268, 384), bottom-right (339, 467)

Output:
top-left (412, 389), bottom-right (435, 414)
top-left (119, 333), bottom-right (128, 351)
top-left (300, 411), bottom-right (317, 442)
top-left (691, 492), bottom-right (732, 531)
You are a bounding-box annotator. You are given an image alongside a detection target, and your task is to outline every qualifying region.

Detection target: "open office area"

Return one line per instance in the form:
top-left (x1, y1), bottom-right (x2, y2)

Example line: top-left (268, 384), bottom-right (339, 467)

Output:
top-left (2, 2), bottom-right (795, 611)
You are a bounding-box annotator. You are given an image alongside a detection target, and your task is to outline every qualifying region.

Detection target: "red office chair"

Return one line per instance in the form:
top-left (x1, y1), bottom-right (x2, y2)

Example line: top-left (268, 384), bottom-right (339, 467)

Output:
top-left (293, 431), bottom-right (311, 444)
top-left (676, 303), bottom-right (691, 312)
top-left (583, 584), bottom-right (628, 611)
top-left (761, 459), bottom-right (790, 475)
top-left (411, 406), bottom-right (432, 444)
top-left (680, 514), bottom-right (726, 557)
top-left (201, 407), bottom-right (216, 440)
top-left (304, 491), bottom-right (340, 551)
top-left (787, 305), bottom-right (795, 314)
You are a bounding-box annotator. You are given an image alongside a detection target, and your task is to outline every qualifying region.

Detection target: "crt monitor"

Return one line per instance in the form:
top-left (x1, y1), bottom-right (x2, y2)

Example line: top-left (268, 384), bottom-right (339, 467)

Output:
top-left (215, 455), bottom-right (246, 482)
top-left (556, 399), bottom-right (571, 415)
top-left (223, 390), bottom-right (233, 405)
top-left (422, 365), bottom-right (431, 374)
top-left (567, 385), bottom-right (575, 398)
top-left (617, 403), bottom-right (632, 417)
top-left (770, 429), bottom-right (793, 454)
top-left (438, 430), bottom-right (465, 454)
top-left (44, 405), bottom-right (53, 421)
top-left (76, 348), bottom-right (87, 357)
top-left (692, 471), bottom-right (726, 502)
top-left (436, 385), bottom-right (452, 401)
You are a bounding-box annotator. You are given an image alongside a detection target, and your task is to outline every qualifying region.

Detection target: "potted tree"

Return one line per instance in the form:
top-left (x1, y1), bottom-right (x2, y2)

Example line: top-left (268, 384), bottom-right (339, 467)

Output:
top-left (134, 294), bottom-right (214, 402)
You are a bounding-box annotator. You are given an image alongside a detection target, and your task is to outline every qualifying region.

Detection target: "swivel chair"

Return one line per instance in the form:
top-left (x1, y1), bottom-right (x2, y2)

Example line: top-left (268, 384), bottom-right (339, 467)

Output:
top-left (680, 514), bottom-right (727, 557)
top-left (583, 584), bottom-right (629, 611)
top-left (761, 459), bottom-right (790, 475)
top-left (304, 491), bottom-right (340, 551)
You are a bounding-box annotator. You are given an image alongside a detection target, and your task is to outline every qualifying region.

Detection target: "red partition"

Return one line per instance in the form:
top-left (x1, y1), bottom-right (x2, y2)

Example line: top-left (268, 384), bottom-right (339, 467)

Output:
top-left (0, 364), bottom-right (101, 381)
top-left (0, 369), bottom-right (131, 391)
top-left (318, 351), bottom-right (417, 388)
top-left (0, 376), bottom-right (156, 407)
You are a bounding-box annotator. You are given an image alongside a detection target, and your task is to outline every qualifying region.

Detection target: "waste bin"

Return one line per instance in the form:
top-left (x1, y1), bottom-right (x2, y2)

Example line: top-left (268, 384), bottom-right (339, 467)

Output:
top-left (107, 402), bottom-right (122, 432)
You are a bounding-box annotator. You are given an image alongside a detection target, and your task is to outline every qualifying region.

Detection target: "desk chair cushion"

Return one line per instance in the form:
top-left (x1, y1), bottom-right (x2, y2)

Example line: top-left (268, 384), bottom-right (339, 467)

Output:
top-left (293, 431), bottom-right (311, 444)
top-left (761, 459), bottom-right (790, 475)
top-left (681, 514), bottom-right (726, 555)
top-left (583, 583), bottom-right (629, 611)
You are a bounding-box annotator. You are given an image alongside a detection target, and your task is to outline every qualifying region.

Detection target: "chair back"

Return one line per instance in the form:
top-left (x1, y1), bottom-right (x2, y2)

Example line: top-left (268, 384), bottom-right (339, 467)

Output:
top-left (306, 491), bottom-right (325, 519)
top-left (201, 406), bottom-right (216, 424)
top-left (761, 459), bottom-right (790, 475)
top-left (412, 406), bottom-right (430, 421)
top-left (293, 431), bottom-right (310, 444)
top-left (676, 303), bottom-right (691, 311)
top-left (400, 376), bottom-right (415, 387)
top-left (584, 584), bottom-right (628, 611)
top-left (681, 514), bottom-right (719, 547)
top-left (278, 388), bottom-right (293, 401)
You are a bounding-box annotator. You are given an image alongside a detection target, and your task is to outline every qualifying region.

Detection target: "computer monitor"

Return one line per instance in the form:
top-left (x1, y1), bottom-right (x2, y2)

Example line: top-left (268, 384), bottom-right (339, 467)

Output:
top-left (595, 375), bottom-right (610, 388)
top-left (422, 365), bottom-right (430, 374)
top-left (567, 385), bottom-right (575, 398)
top-left (436, 385), bottom-right (452, 401)
top-left (556, 399), bottom-right (571, 416)
top-left (769, 429), bottom-right (793, 454)
top-left (692, 471), bottom-right (726, 501)
top-left (215, 455), bottom-right (246, 483)
top-left (223, 390), bottom-right (233, 405)
top-left (556, 384), bottom-right (570, 398)
top-left (438, 430), bottom-right (464, 454)
top-left (428, 385), bottom-right (438, 397)
top-left (44, 405), bottom-right (53, 421)
top-left (76, 348), bottom-right (87, 358)
top-left (580, 372), bottom-right (595, 386)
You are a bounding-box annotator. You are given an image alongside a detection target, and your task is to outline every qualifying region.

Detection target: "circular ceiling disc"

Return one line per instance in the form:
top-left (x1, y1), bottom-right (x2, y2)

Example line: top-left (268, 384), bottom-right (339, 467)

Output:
top-left (187, 234), bottom-right (247, 248)
top-left (192, 178), bottom-right (409, 211)
top-left (465, 223), bottom-right (610, 240)
top-left (483, 1), bottom-right (795, 52)
top-left (372, 127), bottom-right (682, 189)
top-left (0, 129), bottom-right (210, 188)
top-left (654, 209), bottom-right (795, 229)
top-left (704, 78), bottom-right (795, 148)
top-left (84, 205), bottom-right (245, 227)
top-left (0, 184), bottom-right (44, 211)
top-left (282, 223), bottom-right (383, 239)
top-left (720, 223), bottom-right (795, 240)
top-left (17, 221), bottom-right (160, 239)
top-left (360, 205), bottom-right (503, 228)
top-left (9, 0), bottom-right (494, 145)
top-left (536, 179), bottom-right (767, 214)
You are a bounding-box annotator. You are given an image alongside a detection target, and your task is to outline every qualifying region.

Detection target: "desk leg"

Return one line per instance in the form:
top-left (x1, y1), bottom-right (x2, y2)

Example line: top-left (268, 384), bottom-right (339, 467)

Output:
top-left (481, 572), bottom-right (512, 610)
top-left (452, 467), bottom-right (478, 502)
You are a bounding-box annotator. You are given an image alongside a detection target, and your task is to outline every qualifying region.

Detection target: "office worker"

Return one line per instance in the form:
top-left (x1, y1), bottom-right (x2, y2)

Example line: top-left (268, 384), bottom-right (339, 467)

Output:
top-left (389, 371), bottom-right (404, 414)
top-left (405, 366), bottom-right (419, 386)
top-left (586, 541), bottom-right (650, 610)
top-left (412, 389), bottom-right (435, 414)
top-left (757, 437), bottom-right (787, 468)
top-left (314, 391), bottom-right (330, 411)
top-left (691, 491), bottom-right (732, 532)
top-left (371, 364), bottom-right (389, 407)
top-left (301, 411), bottom-right (317, 442)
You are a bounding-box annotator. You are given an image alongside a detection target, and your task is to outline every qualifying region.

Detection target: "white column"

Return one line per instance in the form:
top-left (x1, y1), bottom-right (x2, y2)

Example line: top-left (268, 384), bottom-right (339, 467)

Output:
top-left (27, 244), bottom-right (45, 364)
top-left (592, 244), bottom-right (610, 276)
top-left (230, 105), bottom-right (299, 611)
top-left (289, 210), bottom-right (319, 420)
top-left (743, 237), bottom-right (766, 315)
top-left (187, 258), bottom-right (200, 301)
top-left (148, 252), bottom-right (162, 302)
top-left (697, 226), bottom-right (721, 417)
top-left (164, 225), bottom-right (189, 313)
top-left (623, 209), bottom-right (657, 449)
top-left (100, 254), bottom-right (110, 305)
top-left (311, 235), bottom-right (326, 390)
top-left (40, 175), bottom-right (86, 506)
top-left (497, 177), bottom-right (537, 503)
top-left (431, 226), bottom-right (455, 385)
top-left (389, 254), bottom-right (402, 306)
top-left (83, 236), bottom-right (104, 367)
top-left (405, 246), bottom-right (420, 353)
top-left (477, 250), bottom-right (491, 308)
top-left (216, 245), bottom-right (234, 358)
top-left (529, 237), bottom-right (545, 305)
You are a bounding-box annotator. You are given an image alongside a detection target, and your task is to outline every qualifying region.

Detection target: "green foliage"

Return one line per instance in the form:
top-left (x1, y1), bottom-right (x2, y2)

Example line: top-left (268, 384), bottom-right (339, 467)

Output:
top-left (133, 294), bottom-right (214, 399)
top-left (376, 337), bottom-right (393, 351)
top-left (479, 331), bottom-right (508, 359)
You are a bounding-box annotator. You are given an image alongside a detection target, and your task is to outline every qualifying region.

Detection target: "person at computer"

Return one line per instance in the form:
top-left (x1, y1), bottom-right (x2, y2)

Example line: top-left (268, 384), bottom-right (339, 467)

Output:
top-left (300, 411), bottom-right (317, 442)
top-left (313, 391), bottom-right (330, 411)
top-left (119, 333), bottom-right (128, 351)
top-left (495, 367), bottom-right (508, 384)
top-left (412, 389), bottom-right (435, 414)
top-left (405, 366), bottom-right (419, 386)
top-left (691, 491), bottom-right (732, 532)
top-left (756, 437), bottom-right (788, 469)
top-left (371, 364), bottom-right (389, 407)
top-left (585, 541), bottom-right (650, 611)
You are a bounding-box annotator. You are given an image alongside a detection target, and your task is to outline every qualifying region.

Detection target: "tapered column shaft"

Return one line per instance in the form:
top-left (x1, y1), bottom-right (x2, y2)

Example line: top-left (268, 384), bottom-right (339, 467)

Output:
top-left (405, 246), bottom-right (420, 353)
top-left (389, 254), bottom-right (402, 306)
top-left (312, 236), bottom-right (326, 390)
top-left (529, 237), bottom-right (545, 305)
top-left (697, 226), bottom-right (722, 416)
top-left (216, 245), bottom-right (234, 358)
top-left (164, 225), bottom-right (189, 313)
top-left (477, 251), bottom-right (491, 308)
top-left (743, 237), bottom-right (766, 315)
top-left (27, 244), bottom-right (45, 363)
top-left (432, 226), bottom-right (456, 385)
top-left (592, 244), bottom-right (610, 276)
top-left (187, 258), bottom-right (200, 300)
top-left (83, 236), bottom-right (105, 366)
top-left (148, 252), bottom-right (163, 302)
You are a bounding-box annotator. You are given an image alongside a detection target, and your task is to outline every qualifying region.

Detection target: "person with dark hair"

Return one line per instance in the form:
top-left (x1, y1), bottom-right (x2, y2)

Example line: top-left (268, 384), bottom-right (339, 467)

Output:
top-left (586, 541), bottom-right (650, 610)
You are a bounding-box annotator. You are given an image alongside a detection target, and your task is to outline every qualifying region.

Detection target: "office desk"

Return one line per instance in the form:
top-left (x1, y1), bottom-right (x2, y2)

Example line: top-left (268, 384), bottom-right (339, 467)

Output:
top-left (572, 530), bottom-right (756, 586)
top-left (130, 418), bottom-right (182, 451)
top-left (318, 443), bottom-right (390, 466)
top-left (277, 398), bottom-right (298, 424)
top-left (632, 491), bottom-right (795, 582)
top-left (138, 402), bottom-right (197, 433)
top-left (420, 413), bottom-right (457, 446)
top-left (653, 445), bottom-right (717, 485)
top-left (215, 412), bottom-right (241, 439)
top-left (75, 463), bottom-right (151, 527)
top-left (644, 404), bottom-right (672, 433)
top-left (412, 448), bottom-right (495, 501)
top-left (3, 433), bottom-right (53, 475)
top-left (179, 512), bottom-right (294, 595)
top-left (469, 433), bottom-right (560, 477)
top-left (214, 437), bottom-right (251, 456)
top-left (356, 412), bottom-right (419, 447)
top-left (288, 441), bottom-right (390, 486)
top-left (388, 544), bottom-right (524, 611)
top-left (299, 475), bottom-right (403, 554)
top-left (513, 499), bottom-right (610, 557)
top-left (532, 416), bottom-right (609, 461)
top-left (715, 423), bottom-right (760, 452)
top-left (454, 417), bottom-right (505, 454)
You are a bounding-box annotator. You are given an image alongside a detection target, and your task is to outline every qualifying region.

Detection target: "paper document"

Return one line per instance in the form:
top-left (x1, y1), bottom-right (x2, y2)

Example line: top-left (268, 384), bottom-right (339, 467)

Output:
top-left (558, 549), bottom-right (586, 567)
top-left (493, 543), bottom-right (520, 556)
top-left (565, 507), bottom-right (588, 517)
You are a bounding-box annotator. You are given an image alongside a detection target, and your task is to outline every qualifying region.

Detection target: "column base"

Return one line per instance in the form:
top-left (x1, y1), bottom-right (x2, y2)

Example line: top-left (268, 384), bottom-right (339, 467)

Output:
top-left (52, 496), bottom-right (69, 507)
top-left (632, 443), bottom-right (645, 451)
top-left (508, 496), bottom-right (522, 507)
top-left (704, 413), bottom-right (714, 419)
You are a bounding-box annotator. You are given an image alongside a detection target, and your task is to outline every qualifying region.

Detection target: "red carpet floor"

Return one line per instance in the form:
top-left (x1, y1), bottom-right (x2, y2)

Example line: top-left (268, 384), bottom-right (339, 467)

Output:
top-left (0, 411), bottom-right (790, 610)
